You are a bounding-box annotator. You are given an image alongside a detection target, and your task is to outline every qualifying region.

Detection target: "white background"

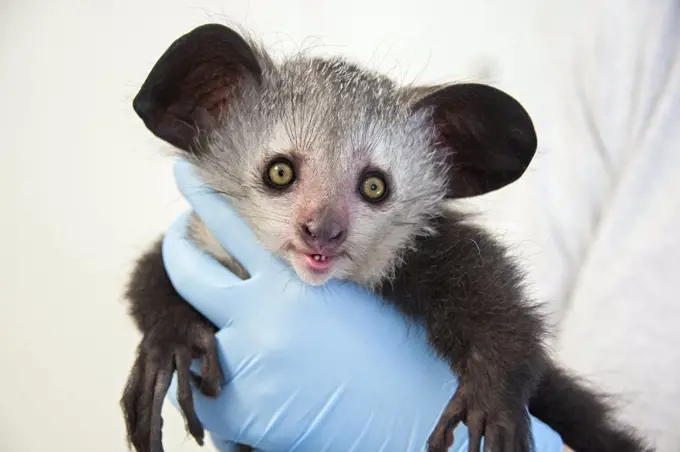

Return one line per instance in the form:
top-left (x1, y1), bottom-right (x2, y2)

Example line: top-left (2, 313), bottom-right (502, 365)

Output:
top-left (1, 1), bottom-right (678, 451)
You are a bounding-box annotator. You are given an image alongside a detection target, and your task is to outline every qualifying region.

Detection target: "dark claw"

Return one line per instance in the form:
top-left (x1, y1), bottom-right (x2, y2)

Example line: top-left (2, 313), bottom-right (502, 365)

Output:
top-left (175, 348), bottom-right (205, 444)
top-left (121, 351), bottom-right (146, 450)
top-left (121, 321), bottom-right (222, 452)
top-left (150, 363), bottom-right (174, 452)
top-left (428, 384), bottom-right (530, 452)
top-left (123, 348), bottom-right (161, 452)
top-left (122, 353), bottom-right (142, 443)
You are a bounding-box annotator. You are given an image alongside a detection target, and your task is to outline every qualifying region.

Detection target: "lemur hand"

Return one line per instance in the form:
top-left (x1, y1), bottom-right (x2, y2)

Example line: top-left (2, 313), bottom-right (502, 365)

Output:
top-left (160, 159), bottom-right (565, 452)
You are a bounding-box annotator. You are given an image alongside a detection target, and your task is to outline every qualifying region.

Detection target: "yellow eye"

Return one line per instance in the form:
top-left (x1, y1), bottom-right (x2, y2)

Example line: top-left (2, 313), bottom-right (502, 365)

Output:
top-left (266, 159), bottom-right (295, 188)
top-left (359, 173), bottom-right (388, 202)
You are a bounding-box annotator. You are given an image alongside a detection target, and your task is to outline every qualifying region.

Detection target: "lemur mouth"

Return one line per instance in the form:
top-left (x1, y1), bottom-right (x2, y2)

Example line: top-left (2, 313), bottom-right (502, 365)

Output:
top-left (303, 253), bottom-right (336, 272)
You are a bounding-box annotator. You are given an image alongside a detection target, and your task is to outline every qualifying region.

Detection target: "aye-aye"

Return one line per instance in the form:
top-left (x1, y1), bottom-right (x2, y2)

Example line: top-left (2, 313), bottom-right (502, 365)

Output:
top-left (121, 23), bottom-right (653, 452)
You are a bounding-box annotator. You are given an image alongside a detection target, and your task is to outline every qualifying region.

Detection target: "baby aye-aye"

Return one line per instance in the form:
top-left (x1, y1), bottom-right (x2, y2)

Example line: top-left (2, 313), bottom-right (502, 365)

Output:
top-left (121, 23), bottom-right (653, 452)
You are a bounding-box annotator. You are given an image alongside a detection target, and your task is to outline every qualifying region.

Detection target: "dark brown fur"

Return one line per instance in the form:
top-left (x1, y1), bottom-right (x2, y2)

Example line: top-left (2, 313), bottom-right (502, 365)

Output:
top-left (377, 211), bottom-right (653, 452)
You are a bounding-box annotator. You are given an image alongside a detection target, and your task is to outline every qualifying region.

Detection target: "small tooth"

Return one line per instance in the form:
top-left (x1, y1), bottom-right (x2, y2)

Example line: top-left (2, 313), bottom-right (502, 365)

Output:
top-left (313, 255), bottom-right (320, 261)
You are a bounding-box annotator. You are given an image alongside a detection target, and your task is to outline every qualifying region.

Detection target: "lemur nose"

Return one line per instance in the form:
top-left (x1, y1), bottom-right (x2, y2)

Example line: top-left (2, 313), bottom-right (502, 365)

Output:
top-left (299, 216), bottom-right (347, 251)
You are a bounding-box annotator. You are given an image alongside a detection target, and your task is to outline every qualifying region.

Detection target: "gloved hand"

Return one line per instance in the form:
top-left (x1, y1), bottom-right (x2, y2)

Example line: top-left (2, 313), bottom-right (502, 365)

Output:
top-left (162, 159), bottom-right (564, 452)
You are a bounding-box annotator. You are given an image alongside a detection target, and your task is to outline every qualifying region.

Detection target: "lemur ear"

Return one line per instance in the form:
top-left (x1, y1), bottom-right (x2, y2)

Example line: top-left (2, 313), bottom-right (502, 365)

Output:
top-left (411, 83), bottom-right (537, 198)
top-left (133, 24), bottom-right (262, 153)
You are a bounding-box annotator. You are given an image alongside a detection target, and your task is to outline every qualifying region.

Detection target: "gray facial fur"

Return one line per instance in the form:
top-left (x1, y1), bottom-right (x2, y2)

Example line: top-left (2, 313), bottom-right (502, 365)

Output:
top-left (183, 47), bottom-right (450, 286)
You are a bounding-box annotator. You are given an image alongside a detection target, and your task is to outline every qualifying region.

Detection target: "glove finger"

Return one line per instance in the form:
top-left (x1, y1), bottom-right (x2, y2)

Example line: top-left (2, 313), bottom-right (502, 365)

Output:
top-left (163, 211), bottom-right (241, 327)
top-left (173, 159), bottom-right (272, 272)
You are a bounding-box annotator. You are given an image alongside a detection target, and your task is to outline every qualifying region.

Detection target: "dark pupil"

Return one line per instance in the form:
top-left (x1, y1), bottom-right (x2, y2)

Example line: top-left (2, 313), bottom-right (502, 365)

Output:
top-left (370, 183), bottom-right (378, 191)
top-left (278, 169), bottom-right (285, 177)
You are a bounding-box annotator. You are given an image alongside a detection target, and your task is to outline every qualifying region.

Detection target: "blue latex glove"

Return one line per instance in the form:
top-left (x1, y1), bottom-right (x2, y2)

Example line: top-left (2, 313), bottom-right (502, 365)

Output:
top-left (162, 159), bottom-right (564, 452)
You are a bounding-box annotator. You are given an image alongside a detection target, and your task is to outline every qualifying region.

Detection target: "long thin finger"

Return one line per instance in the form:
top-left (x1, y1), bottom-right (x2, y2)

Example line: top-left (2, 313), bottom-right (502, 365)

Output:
top-left (445, 428), bottom-right (454, 450)
top-left (173, 159), bottom-right (271, 270)
top-left (483, 426), bottom-right (500, 452)
top-left (175, 348), bottom-right (205, 444)
top-left (466, 414), bottom-right (485, 452)
top-left (150, 361), bottom-right (174, 452)
top-left (121, 353), bottom-right (146, 445)
top-left (504, 426), bottom-right (516, 452)
top-left (428, 390), bottom-right (465, 450)
top-left (132, 354), bottom-right (162, 452)
top-left (513, 426), bottom-right (532, 452)
top-left (439, 389), bottom-right (466, 427)
top-left (429, 391), bottom-right (466, 452)
top-left (199, 337), bottom-right (224, 397)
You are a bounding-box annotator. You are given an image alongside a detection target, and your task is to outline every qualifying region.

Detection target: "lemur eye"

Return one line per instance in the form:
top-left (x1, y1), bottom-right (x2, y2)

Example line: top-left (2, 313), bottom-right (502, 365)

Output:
top-left (265, 158), bottom-right (296, 188)
top-left (359, 172), bottom-right (388, 202)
